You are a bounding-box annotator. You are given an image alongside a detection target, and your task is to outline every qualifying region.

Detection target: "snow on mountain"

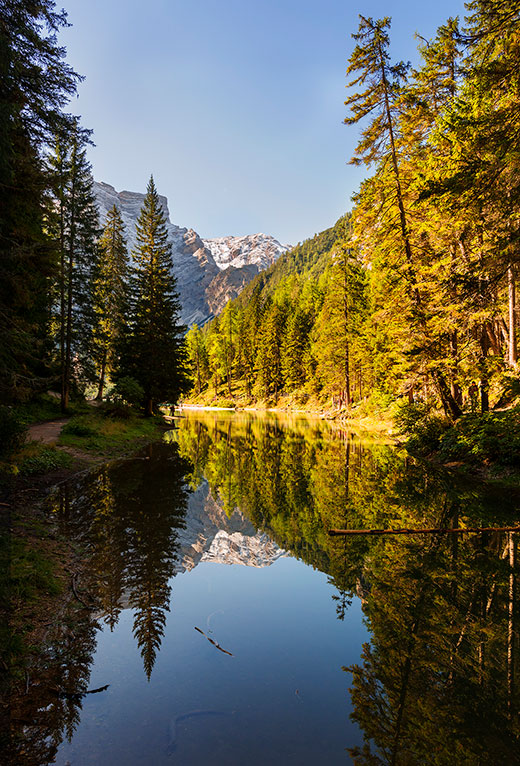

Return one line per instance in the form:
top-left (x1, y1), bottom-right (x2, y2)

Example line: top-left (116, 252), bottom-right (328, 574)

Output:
top-left (94, 181), bottom-right (290, 326)
top-left (203, 233), bottom-right (288, 271)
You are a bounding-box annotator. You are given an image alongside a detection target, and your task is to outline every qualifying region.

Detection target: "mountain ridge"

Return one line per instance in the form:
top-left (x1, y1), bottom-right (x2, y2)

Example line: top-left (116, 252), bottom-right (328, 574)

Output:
top-left (94, 181), bottom-right (290, 326)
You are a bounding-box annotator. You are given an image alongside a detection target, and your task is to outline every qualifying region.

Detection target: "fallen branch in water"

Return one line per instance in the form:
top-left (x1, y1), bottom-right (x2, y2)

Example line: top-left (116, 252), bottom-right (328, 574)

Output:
top-left (194, 626), bottom-right (233, 656)
top-left (53, 684), bottom-right (110, 700)
top-left (328, 525), bottom-right (520, 537)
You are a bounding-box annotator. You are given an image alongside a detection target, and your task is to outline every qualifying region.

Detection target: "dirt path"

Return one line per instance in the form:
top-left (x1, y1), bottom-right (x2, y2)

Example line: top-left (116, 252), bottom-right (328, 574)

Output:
top-left (27, 418), bottom-right (69, 444)
top-left (27, 418), bottom-right (100, 465)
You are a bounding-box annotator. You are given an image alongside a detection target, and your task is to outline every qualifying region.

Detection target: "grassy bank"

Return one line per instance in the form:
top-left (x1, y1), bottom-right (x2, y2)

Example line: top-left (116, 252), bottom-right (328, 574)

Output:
top-left (1, 397), bottom-right (170, 491)
top-left (56, 411), bottom-right (165, 457)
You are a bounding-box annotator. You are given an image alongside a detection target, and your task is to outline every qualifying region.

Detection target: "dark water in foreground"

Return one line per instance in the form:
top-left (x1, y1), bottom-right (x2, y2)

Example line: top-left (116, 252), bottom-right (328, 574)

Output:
top-left (10, 410), bottom-right (520, 764)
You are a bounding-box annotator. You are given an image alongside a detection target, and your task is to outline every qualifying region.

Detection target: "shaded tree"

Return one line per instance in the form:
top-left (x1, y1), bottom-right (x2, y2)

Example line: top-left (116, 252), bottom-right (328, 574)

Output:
top-left (117, 176), bottom-right (189, 415)
top-left (92, 204), bottom-right (129, 399)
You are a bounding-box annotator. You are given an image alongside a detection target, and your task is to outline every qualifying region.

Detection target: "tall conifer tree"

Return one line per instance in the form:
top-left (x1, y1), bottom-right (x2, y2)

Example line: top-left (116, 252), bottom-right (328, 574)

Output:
top-left (48, 127), bottom-right (99, 410)
top-left (345, 15), bottom-right (462, 418)
top-left (118, 176), bottom-right (188, 415)
top-left (0, 0), bottom-right (80, 400)
top-left (92, 205), bottom-right (129, 399)
top-left (186, 324), bottom-right (208, 396)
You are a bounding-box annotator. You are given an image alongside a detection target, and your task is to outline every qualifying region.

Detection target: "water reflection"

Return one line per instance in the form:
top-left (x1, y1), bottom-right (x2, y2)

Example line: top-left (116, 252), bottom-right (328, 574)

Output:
top-left (54, 445), bottom-right (191, 679)
top-left (7, 411), bottom-right (520, 764)
top-left (174, 410), bottom-right (520, 764)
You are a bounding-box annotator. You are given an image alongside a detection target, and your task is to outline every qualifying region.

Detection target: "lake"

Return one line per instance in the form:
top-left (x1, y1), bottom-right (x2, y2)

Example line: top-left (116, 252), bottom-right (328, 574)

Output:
top-left (12, 410), bottom-right (520, 764)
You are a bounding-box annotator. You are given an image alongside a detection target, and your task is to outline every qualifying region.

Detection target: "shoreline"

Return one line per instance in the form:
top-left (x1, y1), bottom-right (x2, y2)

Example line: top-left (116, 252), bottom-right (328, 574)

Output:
top-left (2, 412), bottom-right (176, 692)
top-left (178, 403), bottom-right (394, 435)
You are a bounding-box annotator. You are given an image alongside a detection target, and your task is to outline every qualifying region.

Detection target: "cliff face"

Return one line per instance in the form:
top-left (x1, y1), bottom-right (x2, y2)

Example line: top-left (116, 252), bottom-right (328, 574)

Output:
top-left (94, 181), bottom-right (289, 326)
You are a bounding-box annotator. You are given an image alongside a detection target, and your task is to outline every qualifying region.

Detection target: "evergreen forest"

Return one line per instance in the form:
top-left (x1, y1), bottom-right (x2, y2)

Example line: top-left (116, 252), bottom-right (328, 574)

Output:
top-left (0, 1), bottom-right (187, 443)
top-left (4, 3), bottom-right (520, 763)
top-left (187, 4), bottom-right (520, 433)
top-left (2, 1), bottom-right (520, 449)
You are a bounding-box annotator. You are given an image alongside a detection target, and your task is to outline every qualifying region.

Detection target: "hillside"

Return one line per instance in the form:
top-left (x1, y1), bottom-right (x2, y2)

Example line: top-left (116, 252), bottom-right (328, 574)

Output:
top-left (233, 214), bottom-right (350, 308)
top-left (184, 213), bottom-right (361, 410)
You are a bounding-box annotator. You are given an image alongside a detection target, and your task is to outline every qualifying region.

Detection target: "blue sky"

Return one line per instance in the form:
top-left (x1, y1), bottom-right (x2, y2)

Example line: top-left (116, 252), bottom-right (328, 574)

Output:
top-left (61, 0), bottom-right (466, 244)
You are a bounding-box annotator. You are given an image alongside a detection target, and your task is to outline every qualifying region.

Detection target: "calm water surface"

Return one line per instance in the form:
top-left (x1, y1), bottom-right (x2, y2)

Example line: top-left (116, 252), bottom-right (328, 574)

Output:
top-left (13, 411), bottom-right (520, 764)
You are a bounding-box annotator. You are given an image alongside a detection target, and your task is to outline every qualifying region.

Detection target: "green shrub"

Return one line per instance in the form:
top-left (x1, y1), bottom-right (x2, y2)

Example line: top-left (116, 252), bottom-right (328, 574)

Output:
top-left (102, 377), bottom-right (145, 418)
top-left (438, 410), bottom-right (520, 466)
top-left (214, 399), bottom-right (235, 409)
top-left (111, 377), bottom-right (145, 406)
top-left (19, 447), bottom-right (72, 475)
top-left (393, 401), bottom-right (433, 434)
top-left (355, 390), bottom-right (395, 418)
top-left (61, 418), bottom-right (97, 437)
top-left (0, 406), bottom-right (27, 457)
top-left (394, 400), bottom-right (451, 456)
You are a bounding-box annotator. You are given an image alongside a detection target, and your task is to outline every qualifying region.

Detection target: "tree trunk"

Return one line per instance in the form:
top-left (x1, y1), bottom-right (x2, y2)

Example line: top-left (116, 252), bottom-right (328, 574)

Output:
top-left (145, 397), bottom-right (153, 417)
top-left (96, 348), bottom-right (107, 400)
top-left (62, 167), bottom-right (76, 413)
top-left (59, 194), bottom-right (66, 413)
top-left (377, 42), bottom-right (461, 419)
top-left (509, 265), bottom-right (517, 367)
top-left (196, 353), bottom-right (201, 395)
top-left (344, 336), bottom-right (351, 407)
top-left (480, 325), bottom-right (489, 413)
top-left (508, 532), bottom-right (516, 714)
top-left (342, 254), bottom-right (351, 405)
top-left (450, 332), bottom-right (462, 406)
top-left (63, 221), bottom-right (75, 411)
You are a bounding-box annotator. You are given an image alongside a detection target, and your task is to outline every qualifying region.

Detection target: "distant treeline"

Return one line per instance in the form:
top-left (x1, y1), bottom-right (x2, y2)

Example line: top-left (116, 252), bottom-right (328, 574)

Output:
top-left (187, 4), bottom-right (520, 417)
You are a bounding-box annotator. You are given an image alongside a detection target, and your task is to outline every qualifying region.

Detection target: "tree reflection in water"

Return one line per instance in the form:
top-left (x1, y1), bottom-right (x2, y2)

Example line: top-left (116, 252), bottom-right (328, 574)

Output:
top-left (6, 412), bottom-right (520, 765)
top-left (6, 442), bottom-right (190, 764)
top-left (175, 411), bottom-right (520, 765)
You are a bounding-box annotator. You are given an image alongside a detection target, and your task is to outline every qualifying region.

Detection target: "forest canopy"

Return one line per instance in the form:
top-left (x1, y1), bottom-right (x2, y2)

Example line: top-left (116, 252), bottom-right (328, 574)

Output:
top-left (186, 3), bottom-right (520, 423)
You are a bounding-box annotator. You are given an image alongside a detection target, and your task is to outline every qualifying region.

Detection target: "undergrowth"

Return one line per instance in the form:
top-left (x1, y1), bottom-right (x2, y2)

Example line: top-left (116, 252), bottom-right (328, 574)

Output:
top-left (396, 402), bottom-right (520, 467)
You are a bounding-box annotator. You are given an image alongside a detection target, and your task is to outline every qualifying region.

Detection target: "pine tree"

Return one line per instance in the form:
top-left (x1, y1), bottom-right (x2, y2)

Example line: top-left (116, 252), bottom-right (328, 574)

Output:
top-left (345, 15), bottom-right (462, 418)
top-left (220, 301), bottom-right (236, 397)
top-left (238, 285), bottom-right (262, 398)
top-left (48, 126), bottom-right (99, 410)
top-left (255, 299), bottom-right (286, 402)
top-left (281, 306), bottom-right (311, 392)
top-left (313, 244), bottom-right (366, 406)
top-left (118, 176), bottom-right (188, 415)
top-left (92, 205), bottom-right (129, 399)
top-left (0, 0), bottom-right (81, 401)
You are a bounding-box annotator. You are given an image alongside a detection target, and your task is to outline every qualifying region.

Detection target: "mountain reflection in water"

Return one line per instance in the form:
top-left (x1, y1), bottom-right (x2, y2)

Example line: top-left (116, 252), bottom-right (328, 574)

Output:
top-left (6, 410), bottom-right (520, 765)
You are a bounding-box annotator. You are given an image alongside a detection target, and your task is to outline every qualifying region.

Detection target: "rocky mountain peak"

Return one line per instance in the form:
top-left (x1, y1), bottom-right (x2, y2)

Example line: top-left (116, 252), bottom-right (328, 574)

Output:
top-left (94, 181), bottom-right (290, 325)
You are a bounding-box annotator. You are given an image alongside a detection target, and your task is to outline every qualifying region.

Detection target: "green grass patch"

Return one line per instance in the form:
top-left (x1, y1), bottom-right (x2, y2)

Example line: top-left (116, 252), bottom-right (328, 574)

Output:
top-left (58, 412), bottom-right (162, 455)
top-left (16, 393), bottom-right (91, 426)
top-left (18, 445), bottom-right (73, 475)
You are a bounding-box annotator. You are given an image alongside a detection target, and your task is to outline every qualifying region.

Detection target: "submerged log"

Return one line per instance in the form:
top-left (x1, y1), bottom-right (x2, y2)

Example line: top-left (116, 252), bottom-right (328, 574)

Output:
top-left (328, 525), bottom-right (520, 537)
